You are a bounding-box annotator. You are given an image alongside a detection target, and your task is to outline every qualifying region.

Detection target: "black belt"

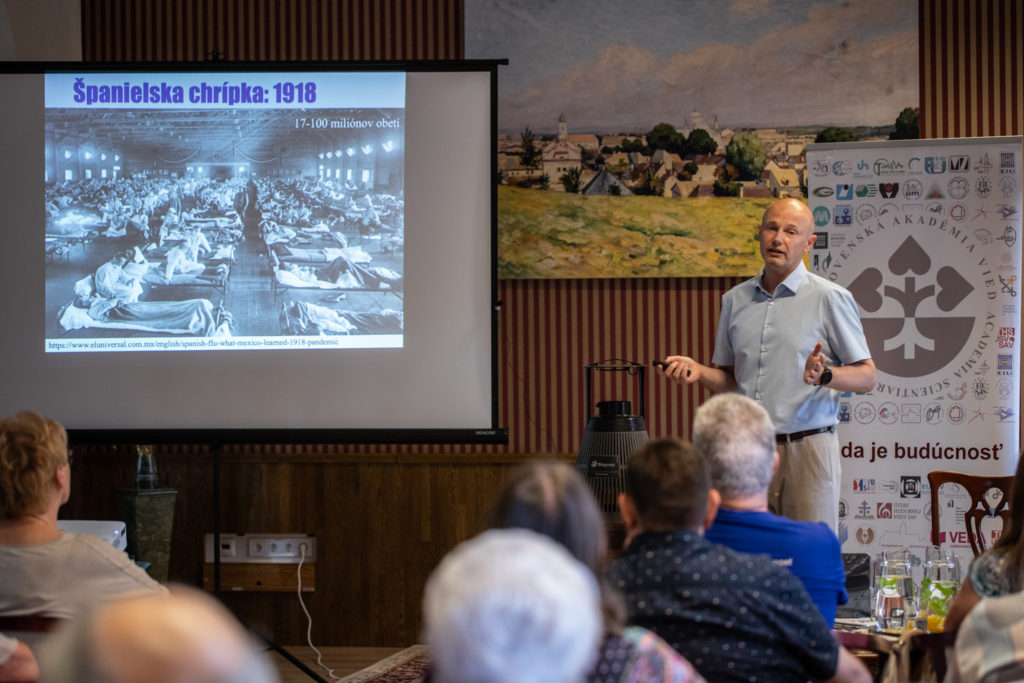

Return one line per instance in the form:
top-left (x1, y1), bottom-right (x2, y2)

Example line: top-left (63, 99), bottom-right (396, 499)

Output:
top-left (776, 425), bottom-right (835, 444)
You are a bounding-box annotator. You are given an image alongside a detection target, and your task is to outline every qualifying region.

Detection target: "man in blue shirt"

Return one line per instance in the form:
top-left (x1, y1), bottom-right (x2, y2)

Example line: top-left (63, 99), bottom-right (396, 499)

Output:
top-left (695, 392), bottom-right (848, 625)
top-left (656, 198), bottom-right (876, 530)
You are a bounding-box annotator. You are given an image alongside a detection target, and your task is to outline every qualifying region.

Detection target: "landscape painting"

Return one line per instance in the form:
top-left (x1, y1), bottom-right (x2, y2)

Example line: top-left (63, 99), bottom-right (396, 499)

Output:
top-left (466, 0), bottom-right (919, 278)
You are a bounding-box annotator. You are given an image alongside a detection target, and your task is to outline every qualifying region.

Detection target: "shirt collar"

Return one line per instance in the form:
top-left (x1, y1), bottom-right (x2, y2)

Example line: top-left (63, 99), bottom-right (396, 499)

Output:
top-left (757, 260), bottom-right (809, 297)
top-left (629, 528), bottom-right (703, 550)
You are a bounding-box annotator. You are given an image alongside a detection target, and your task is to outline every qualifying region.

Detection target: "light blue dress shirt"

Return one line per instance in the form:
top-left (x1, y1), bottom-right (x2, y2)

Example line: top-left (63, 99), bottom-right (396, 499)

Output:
top-left (712, 262), bottom-right (871, 434)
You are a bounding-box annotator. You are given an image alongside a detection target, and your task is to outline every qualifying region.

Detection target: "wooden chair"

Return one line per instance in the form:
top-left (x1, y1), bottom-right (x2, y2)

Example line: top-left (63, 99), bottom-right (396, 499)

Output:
top-left (887, 629), bottom-right (957, 683)
top-left (928, 470), bottom-right (1014, 557)
top-left (834, 628), bottom-right (956, 683)
top-left (834, 629), bottom-right (893, 681)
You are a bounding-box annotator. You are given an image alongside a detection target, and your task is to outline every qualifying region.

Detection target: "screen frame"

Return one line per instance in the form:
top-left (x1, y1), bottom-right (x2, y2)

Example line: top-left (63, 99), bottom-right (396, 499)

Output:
top-left (2, 58), bottom-right (508, 446)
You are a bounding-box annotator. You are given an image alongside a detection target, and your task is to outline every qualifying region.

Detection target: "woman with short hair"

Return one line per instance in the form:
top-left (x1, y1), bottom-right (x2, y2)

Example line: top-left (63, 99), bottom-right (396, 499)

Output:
top-left (0, 411), bottom-right (165, 652)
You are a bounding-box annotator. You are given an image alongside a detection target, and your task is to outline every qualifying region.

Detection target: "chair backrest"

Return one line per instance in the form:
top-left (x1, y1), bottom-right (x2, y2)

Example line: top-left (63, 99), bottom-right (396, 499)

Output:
top-left (928, 470), bottom-right (1014, 557)
top-left (887, 629), bottom-right (957, 683)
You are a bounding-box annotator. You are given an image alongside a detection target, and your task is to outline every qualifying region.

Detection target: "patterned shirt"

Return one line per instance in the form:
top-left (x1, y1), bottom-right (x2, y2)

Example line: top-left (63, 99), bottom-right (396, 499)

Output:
top-left (606, 529), bottom-right (839, 683)
top-left (968, 547), bottom-right (1018, 598)
top-left (587, 626), bottom-right (706, 683)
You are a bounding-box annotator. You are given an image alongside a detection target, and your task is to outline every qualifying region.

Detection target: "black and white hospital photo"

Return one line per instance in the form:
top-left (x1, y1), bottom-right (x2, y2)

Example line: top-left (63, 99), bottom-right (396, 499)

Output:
top-left (44, 104), bottom-right (404, 352)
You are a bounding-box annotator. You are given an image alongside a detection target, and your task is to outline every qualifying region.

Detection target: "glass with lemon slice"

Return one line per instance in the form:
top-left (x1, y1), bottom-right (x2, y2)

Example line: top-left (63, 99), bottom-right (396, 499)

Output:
top-left (918, 547), bottom-right (960, 632)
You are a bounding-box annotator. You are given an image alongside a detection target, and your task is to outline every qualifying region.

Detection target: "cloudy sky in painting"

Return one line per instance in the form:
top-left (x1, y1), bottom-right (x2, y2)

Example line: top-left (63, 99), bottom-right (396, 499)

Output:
top-left (466, 0), bottom-right (918, 134)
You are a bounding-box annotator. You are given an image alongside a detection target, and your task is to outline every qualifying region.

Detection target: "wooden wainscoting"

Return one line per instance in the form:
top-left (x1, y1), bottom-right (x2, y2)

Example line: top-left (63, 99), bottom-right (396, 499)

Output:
top-left (63, 447), bottom-right (573, 646)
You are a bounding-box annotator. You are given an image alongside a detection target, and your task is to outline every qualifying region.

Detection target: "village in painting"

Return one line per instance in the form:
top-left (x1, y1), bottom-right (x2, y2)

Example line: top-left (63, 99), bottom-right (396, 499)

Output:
top-left (469, 0), bottom-right (918, 278)
top-left (495, 112), bottom-right (907, 278)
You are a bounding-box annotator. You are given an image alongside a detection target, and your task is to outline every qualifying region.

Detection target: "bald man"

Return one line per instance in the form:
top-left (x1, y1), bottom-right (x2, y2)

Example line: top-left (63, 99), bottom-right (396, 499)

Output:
top-left (657, 199), bottom-right (876, 530)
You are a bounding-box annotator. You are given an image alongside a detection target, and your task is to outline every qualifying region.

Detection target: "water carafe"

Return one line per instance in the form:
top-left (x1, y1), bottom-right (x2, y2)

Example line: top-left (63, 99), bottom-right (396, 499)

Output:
top-left (874, 549), bottom-right (914, 632)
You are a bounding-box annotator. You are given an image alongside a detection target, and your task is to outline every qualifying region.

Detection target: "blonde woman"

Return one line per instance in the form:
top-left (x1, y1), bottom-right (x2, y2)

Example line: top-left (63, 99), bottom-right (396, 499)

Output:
top-left (0, 412), bottom-right (165, 651)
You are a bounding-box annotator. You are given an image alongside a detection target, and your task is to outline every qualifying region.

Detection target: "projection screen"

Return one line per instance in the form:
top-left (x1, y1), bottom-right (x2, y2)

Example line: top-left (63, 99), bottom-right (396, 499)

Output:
top-left (0, 61), bottom-right (506, 445)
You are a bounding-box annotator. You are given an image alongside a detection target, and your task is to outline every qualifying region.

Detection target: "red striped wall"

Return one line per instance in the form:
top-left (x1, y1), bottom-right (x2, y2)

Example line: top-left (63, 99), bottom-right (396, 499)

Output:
top-left (919, 0), bottom-right (1023, 445)
top-left (81, 0), bottom-right (463, 62)
top-left (497, 278), bottom-right (731, 454)
top-left (920, 0), bottom-right (1023, 138)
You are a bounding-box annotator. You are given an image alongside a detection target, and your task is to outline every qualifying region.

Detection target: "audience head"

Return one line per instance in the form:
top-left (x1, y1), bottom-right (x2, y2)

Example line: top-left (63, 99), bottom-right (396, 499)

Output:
top-left (423, 528), bottom-right (601, 683)
top-left (0, 411), bottom-right (70, 519)
top-left (490, 459), bottom-right (625, 632)
top-left (693, 393), bottom-right (776, 500)
top-left (622, 438), bottom-right (714, 533)
top-left (491, 460), bottom-right (606, 573)
top-left (40, 585), bottom-right (278, 683)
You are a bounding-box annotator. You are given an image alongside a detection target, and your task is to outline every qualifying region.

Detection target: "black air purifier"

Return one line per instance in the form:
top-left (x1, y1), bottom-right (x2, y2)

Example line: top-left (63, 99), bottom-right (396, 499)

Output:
top-left (575, 360), bottom-right (649, 517)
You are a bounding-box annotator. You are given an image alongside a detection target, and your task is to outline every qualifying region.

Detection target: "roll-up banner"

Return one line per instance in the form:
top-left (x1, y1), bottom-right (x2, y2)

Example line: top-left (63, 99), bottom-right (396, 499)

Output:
top-left (806, 137), bottom-right (1023, 575)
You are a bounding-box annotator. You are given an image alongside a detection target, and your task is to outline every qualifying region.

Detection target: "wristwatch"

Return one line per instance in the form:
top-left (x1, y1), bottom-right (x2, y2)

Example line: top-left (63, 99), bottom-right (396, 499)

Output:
top-left (818, 366), bottom-right (833, 386)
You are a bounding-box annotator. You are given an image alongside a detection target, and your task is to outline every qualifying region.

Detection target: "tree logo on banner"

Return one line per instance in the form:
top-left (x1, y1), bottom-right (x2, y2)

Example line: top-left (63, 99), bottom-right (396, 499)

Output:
top-left (829, 209), bottom-right (1001, 389)
top-left (847, 235), bottom-right (973, 376)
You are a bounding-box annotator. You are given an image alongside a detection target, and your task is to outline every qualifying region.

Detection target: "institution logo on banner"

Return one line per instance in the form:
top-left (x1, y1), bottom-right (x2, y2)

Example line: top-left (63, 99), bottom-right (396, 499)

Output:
top-left (807, 138), bottom-right (1022, 568)
top-left (832, 213), bottom-right (979, 378)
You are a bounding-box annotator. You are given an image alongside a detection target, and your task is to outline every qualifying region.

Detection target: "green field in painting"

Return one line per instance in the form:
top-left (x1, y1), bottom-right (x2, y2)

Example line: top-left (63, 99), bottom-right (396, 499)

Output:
top-left (497, 186), bottom-right (772, 279)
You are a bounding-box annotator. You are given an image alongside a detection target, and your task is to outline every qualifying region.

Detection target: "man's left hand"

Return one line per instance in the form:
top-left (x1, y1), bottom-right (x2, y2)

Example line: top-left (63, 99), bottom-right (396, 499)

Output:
top-left (803, 341), bottom-right (827, 385)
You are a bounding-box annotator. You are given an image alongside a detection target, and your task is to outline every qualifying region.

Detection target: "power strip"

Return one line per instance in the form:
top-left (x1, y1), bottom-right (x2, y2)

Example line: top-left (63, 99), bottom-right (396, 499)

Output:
top-left (203, 533), bottom-right (316, 564)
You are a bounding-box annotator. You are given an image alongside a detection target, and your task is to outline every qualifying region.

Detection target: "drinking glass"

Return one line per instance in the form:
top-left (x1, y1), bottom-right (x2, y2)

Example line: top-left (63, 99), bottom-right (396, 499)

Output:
top-left (874, 549), bottom-right (914, 632)
top-left (919, 547), bottom-right (960, 632)
top-left (135, 444), bottom-right (158, 490)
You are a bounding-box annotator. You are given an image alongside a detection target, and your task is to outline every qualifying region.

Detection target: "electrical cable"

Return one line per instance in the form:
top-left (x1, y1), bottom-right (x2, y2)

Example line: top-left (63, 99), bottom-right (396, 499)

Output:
top-left (297, 544), bottom-right (342, 681)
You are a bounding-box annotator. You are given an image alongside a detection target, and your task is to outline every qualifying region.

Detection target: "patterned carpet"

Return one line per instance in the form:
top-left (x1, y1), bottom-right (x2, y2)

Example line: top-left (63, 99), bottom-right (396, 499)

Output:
top-left (340, 645), bottom-right (429, 683)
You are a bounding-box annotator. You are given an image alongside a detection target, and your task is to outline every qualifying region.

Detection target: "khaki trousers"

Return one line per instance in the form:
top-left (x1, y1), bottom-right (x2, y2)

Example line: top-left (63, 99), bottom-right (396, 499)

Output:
top-left (768, 431), bottom-right (841, 532)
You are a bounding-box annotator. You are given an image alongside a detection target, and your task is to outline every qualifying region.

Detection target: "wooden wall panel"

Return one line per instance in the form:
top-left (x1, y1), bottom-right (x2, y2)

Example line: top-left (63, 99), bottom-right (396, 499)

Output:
top-left (64, 448), bottom-right (551, 645)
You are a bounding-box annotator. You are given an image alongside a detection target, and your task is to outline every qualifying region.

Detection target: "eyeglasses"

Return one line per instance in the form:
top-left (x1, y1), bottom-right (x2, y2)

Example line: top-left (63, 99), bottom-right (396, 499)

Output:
top-left (66, 449), bottom-right (74, 467)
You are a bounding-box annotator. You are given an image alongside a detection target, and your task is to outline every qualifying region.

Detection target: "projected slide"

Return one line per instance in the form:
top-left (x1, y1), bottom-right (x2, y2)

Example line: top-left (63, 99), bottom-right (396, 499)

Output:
top-left (43, 71), bottom-right (405, 353)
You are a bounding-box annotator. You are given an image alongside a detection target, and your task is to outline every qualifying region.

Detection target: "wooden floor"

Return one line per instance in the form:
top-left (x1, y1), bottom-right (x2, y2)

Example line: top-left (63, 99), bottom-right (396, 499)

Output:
top-left (272, 646), bottom-right (405, 683)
